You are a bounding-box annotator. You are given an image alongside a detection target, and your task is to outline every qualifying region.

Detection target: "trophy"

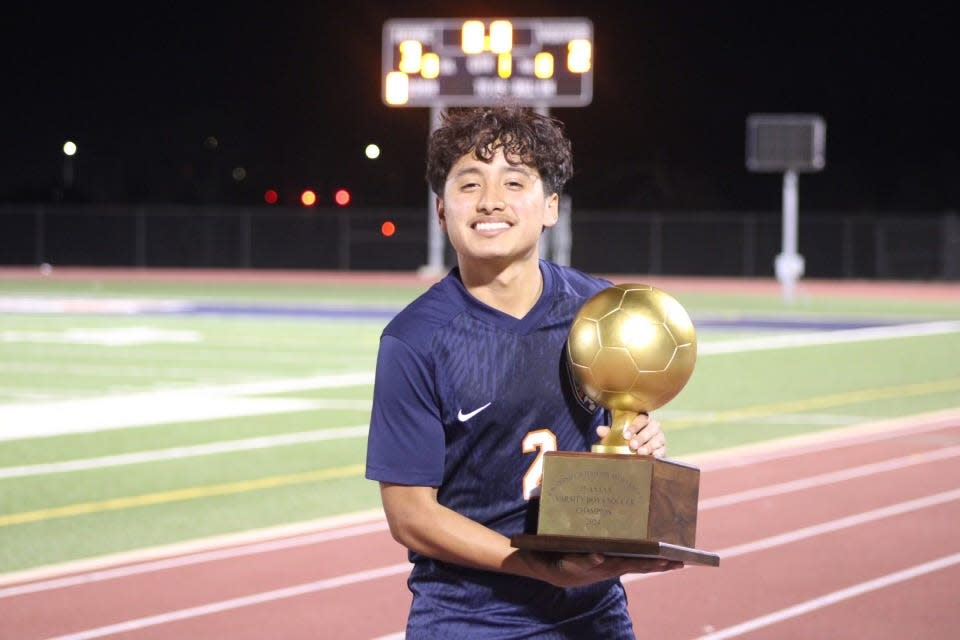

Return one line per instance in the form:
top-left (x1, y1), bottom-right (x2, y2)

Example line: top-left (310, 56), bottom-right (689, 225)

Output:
top-left (512, 284), bottom-right (719, 566)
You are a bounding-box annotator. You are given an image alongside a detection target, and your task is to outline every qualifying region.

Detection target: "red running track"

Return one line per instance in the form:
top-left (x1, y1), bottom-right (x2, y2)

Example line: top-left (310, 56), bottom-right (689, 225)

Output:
top-left (2, 411), bottom-right (959, 640)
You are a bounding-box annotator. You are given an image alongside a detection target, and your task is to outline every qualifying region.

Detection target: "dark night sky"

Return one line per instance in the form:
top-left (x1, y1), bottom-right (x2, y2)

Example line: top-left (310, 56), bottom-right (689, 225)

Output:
top-left (3, 1), bottom-right (958, 212)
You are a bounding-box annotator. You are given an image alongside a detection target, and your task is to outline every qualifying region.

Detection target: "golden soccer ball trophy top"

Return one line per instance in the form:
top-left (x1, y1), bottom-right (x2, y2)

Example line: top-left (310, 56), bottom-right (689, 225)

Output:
top-left (567, 283), bottom-right (697, 454)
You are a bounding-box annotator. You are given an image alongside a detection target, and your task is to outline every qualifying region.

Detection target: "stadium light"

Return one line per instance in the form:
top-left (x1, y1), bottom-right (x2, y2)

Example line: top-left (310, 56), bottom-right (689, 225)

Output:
top-left (300, 189), bottom-right (317, 206)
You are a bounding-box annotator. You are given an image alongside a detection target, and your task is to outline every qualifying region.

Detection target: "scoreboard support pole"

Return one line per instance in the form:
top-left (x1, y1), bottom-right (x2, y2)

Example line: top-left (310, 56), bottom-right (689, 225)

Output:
top-left (424, 106), bottom-right (446, 275)
top-left (774, 169), bottom-right (803, 304)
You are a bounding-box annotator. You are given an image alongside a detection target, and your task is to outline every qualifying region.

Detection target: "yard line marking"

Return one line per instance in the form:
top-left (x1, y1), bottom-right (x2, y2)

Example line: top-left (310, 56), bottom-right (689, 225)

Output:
top-left (0, 519), bottom-right (390, 599)
top-left (3, 414), bottom-right (956, 533)
top-left (694, 552), bottom-right (960, 639)
top-left (0, 465), bottom-right (365, 527)
top-left (699, 320), bottom-right (960, 354)
top-left (41, 562), bottom-right (412, 640)
top-left (0, 373), bottom-right (375, 441)
top-left (2, 319), bottom-right (953, 440)
top-left (0, 396), bottom-right (324, 440)
top-left (0, 425), bottom-right (370, 479)
top-left (40, 489), bottom-right (960, 638)
top-left (0, 327), bottom-right (201, 346)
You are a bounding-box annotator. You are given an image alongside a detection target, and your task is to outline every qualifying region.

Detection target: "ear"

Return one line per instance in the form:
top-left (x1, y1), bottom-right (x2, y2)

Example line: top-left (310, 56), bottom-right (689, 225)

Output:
top-left (436, 196), bottom-right (447, 231)
top-left (543, 193), bottom-right (560, 228)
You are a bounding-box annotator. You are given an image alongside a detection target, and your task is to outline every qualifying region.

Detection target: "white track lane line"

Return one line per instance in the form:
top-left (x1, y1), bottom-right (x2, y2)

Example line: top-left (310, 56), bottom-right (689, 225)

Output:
top-left (693, 552), bottom-right (960, 640)
top-left (622, 488), bottom-right (960, 585)
top-left (698, 444), bottom-right (960, 509)
top-left (0, 520), bottom-right (390, 599)
top-left (29, 490), bottom-right (960, 638)
top-left (42, 563), bottom-right (412, 640)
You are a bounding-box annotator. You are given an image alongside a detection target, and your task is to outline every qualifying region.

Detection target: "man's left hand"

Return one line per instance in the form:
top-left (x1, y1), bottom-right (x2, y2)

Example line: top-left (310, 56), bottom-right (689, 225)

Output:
top-left (596, 413), bottom-right (666, 457)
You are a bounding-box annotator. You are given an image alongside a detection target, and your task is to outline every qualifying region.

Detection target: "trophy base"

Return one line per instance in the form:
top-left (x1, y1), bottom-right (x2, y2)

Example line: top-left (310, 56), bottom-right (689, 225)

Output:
top-left (511, 533), bottom-right (720, 567)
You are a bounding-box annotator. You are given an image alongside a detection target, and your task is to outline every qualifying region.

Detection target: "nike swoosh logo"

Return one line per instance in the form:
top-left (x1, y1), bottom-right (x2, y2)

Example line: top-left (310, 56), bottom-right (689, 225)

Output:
top-left (457, 402), bottom-right (492, 422)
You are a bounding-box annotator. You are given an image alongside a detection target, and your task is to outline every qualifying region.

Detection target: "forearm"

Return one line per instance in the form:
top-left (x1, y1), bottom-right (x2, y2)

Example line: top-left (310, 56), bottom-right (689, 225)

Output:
top-left (380, 483), bottom-right (546, 581)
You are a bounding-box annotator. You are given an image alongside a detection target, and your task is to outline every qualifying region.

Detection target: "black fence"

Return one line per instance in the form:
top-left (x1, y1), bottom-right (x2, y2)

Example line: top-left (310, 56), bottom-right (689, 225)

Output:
top-left (1, 204), bottom-right (957, 280)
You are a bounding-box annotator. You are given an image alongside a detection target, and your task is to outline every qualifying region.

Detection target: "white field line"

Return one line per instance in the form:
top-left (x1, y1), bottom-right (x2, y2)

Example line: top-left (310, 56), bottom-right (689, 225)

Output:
top-left (38, 488), bottom-right (960, 640)
top-left (2, 319), bottom-right (955, 441)
top-left (0, 373), bottom-right (374, 441)
top-left (0, 425), bottom-right (370, 479)
top-left (0, 327), bottom-right (201, 346)
top-left (693, 551), bottom-right (960, 640)
top-left (6, 430), bottom-right (957, 600)
top-left (0, 409), bottom-right (865, 480)
top-left (698, 320), bottom-right (960, 354)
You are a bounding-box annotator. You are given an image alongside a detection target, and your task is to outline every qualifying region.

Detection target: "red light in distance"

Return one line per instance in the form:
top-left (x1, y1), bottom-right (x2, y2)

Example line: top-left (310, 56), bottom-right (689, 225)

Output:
top-left (334, 188), bottom-right (352, 206)
top-left (381, 220), bottom-right (396, 237)
top-left (264, 189), bottom-right (279, 205)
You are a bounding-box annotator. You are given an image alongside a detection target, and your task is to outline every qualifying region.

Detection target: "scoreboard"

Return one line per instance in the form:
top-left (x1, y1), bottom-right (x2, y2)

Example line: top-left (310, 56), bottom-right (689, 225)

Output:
top-left (382, 17), bottom-right (594, 107)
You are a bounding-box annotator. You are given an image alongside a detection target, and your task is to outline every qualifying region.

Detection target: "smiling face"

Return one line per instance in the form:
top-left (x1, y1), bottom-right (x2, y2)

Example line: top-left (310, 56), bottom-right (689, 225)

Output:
top-left (438, 147), bottom-right (559, 273)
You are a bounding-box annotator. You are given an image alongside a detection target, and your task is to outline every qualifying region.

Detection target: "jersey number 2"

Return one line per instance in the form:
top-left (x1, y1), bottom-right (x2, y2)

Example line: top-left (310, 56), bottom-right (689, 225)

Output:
top-left (521, 429), bottom-right (557, 500)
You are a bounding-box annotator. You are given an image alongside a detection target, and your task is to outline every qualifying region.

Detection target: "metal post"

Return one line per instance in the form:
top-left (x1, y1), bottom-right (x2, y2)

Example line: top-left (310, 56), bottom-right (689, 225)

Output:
top-left (774, 170), bottom-right (804, 303)
top-left (135, 207), bottom-right (146, 267)
top-left (241, 210), bottom-right (252, 269)
top-left (423, 106), bottom-right (446, 276)
top-left (35, 206), bottom-right (46, 265)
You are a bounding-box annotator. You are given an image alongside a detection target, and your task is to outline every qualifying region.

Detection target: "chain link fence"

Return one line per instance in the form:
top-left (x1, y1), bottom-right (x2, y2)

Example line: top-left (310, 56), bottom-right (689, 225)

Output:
top-left (1, 204), bottom-right (957, 279)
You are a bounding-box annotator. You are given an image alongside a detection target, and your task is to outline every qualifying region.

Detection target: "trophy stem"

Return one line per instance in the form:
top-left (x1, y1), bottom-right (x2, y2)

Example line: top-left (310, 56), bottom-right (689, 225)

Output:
top-left (591, 408), bottom-right (638, 454)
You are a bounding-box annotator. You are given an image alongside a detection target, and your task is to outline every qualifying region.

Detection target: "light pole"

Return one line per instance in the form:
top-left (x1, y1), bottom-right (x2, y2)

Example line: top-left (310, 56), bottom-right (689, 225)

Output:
top-left (62, 140), bottom-right (77, 191)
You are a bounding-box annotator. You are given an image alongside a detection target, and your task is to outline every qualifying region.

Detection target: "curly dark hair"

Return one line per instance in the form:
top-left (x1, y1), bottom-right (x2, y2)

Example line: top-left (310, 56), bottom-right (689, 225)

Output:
top-left (426, 105), bottom-right (574, 197)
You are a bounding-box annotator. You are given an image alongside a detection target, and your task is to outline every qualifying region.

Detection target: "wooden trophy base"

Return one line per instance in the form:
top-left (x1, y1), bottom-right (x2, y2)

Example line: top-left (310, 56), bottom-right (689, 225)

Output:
top-left (511, 451), bottom-right (719, 567)
top-left (511, 533), bottom-right (720, 566)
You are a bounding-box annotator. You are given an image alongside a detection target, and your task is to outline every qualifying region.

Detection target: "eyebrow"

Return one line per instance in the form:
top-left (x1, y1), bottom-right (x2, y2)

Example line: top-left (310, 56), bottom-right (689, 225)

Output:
top-left (450, 165), bottom-right (537, 181)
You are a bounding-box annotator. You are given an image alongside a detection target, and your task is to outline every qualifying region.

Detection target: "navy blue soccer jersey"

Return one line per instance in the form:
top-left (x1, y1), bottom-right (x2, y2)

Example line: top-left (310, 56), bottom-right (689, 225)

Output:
top-left (366, 261), bottom-right (636, 639)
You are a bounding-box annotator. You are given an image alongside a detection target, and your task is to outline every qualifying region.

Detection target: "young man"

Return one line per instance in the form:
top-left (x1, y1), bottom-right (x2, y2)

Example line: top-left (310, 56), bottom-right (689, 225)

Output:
top-left (365, 106), bottom-right (679, 639)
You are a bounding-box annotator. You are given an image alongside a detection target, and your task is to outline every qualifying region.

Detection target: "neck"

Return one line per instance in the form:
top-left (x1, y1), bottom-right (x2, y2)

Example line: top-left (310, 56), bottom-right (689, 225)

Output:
top-left (459, 257), bottom-right (543, 319)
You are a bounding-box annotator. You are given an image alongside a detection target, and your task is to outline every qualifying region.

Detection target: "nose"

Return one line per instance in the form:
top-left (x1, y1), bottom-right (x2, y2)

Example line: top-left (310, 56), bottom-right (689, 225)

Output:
top-left (477, 184), bottom-right (505, 213)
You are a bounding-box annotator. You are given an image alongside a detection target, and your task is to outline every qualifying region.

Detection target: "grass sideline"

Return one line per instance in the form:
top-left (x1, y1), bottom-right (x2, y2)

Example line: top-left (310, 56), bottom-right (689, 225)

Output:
top-left (1, 269), bottom-right (958, 575)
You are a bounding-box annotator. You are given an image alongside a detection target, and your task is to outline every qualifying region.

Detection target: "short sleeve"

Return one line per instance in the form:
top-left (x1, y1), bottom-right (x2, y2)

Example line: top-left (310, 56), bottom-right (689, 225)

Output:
top-left (365, 334), bottom-right (446, 487)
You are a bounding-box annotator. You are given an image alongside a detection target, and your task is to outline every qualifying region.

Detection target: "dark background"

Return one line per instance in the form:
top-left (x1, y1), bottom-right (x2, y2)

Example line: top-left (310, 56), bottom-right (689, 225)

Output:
top-left (3, 1), bottom-right (957, 213)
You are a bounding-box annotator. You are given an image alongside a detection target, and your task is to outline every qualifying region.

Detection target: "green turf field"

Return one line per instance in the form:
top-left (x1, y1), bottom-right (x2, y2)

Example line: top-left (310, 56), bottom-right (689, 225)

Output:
top-left (1, 273), bottom-right (958, 575)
